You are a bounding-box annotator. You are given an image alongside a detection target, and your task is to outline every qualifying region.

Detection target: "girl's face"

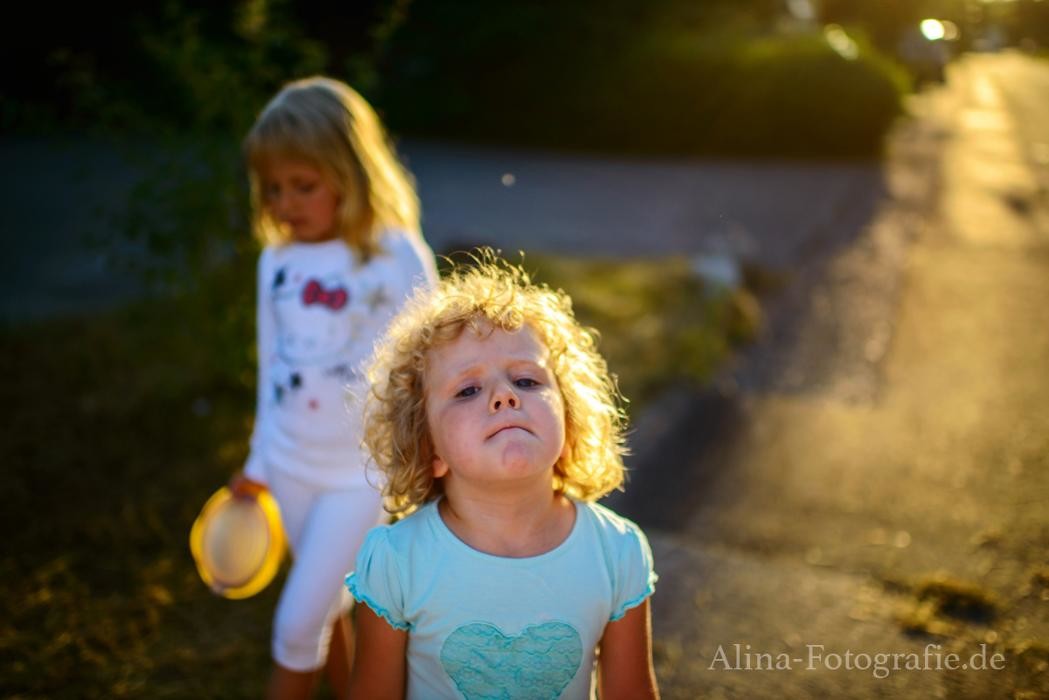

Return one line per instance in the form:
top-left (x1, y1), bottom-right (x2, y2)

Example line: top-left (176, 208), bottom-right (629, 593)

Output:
top-left (424, 324), bottom-right (567, 496)
top-left (259, 159), bottom-right (342, 242)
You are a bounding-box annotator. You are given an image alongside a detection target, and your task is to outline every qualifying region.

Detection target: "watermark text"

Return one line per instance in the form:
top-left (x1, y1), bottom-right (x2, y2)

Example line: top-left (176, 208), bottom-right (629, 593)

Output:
top-left (708, 643), bottom-right (1005, 679)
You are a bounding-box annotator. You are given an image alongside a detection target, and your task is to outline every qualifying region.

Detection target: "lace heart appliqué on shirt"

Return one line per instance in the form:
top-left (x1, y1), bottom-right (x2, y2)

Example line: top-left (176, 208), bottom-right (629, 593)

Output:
top-left (440, 621), bottom-right (582, 699)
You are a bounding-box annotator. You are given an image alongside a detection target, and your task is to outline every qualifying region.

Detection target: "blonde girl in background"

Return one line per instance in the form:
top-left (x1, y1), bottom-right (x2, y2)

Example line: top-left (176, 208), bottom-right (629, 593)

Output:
top-left (230, 76), bottom-right (438, 699)
top-left (346, 255), bottom-right (659, 699)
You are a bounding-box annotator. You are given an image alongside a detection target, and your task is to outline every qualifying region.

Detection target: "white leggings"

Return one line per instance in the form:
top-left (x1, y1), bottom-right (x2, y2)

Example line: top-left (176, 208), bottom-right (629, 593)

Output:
top-left (267, 467), bottom-right (385, 671)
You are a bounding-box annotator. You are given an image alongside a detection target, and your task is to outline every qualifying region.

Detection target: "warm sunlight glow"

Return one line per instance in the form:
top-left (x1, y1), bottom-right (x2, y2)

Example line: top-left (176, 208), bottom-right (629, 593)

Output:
top-left (920, 19), bottom-right (946, 41)
top-left (824, 24), bottom-right (859, 60)
top-left (786, 0), bottom-right (815, 21)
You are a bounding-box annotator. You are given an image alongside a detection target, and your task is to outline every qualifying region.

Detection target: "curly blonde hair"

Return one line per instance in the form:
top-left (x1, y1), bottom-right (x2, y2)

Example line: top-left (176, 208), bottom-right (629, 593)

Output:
top-left (243, 76), bottom-right (419, 260)
top-left (364, 254), bottom-right (627, 515)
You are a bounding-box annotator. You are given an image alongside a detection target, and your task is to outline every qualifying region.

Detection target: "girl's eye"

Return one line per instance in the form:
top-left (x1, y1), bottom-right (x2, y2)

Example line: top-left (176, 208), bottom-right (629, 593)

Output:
top-left (455, 386), bottom-right (479, 398)
top-left (296, 182), bottom-right (317, 194)
top-left (514, 378), bottom-right (539, 389)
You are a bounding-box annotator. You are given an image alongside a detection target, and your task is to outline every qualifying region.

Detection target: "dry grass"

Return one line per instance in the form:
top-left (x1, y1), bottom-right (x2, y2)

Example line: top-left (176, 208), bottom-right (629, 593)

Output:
top-left (522, 254), bottom-right (761, 408)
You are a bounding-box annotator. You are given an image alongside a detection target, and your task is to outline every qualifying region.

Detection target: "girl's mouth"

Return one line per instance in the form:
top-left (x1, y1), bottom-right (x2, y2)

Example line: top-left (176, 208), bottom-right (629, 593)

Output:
top-left (487, 424), bottom-right (530, 440)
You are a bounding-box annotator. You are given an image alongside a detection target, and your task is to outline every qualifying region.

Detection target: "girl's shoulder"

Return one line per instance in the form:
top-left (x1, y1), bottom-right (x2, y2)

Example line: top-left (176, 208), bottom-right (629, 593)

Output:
top-left (349, 509), bottom-right (438, 632)
top-left (258, 243), bottom-right (277, 263)
top-left (578, 500), bottom-right (648, 543)
top-left (256, 245), bottom-right (277, 279)
top-left (376, 227), bottom-right (433, 261)
top-left (376, 500), bottom-right (441, 552)
top-left (260, 239), bottom-right (353, 269)
top-left (377, 226), bottom-right (415, 246)
top-left (369, 228), bottom-right (438, 284)
top-left (578, 501), bottom-right (655, 571)
top-left (577, 501), bottom-right (658, 618)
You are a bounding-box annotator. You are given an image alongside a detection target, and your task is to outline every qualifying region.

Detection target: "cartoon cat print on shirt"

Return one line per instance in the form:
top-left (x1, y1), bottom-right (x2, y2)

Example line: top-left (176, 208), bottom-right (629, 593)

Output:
top-left (273, 267), bottom-right (353, 365)
top-left (269, 265), bottom-right (360, 414)
top-left (265, 261), bottom-right (396, 421)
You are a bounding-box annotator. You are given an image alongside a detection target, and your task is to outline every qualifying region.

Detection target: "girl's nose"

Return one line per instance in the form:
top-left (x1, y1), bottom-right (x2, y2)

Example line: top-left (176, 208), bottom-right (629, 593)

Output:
top-left (270, 191), bottom-right (296, 215)
top-left (489, 383), bottom-right (519, 412)
top-left (269, 197), bottom-right (288, 218)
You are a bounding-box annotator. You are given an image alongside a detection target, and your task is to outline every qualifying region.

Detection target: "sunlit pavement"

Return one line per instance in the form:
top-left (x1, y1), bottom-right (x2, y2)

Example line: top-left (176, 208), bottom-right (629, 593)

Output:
top-left (624, 52), bottom-right (1049, 699)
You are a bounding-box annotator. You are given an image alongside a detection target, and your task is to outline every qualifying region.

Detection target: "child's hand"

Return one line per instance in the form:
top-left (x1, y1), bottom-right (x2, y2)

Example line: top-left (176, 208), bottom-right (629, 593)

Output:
top-left (228, 472), bottom-right (268, 500)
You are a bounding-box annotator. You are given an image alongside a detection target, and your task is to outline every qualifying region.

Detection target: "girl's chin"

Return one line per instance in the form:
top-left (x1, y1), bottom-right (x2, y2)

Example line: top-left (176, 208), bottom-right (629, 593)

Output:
top-left (497, 443), bottom-right (549, 471)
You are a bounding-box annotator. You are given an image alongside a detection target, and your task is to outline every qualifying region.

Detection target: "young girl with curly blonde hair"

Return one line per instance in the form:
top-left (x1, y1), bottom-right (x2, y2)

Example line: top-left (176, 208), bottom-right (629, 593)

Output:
top-left (346, 255), bottom-right (659, 699)
top-left (230, 76), bottom-right (437, 699)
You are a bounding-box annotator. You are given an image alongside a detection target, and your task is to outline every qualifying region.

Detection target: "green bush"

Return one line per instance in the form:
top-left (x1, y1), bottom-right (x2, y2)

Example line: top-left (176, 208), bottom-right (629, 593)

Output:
top-left (375, 9), bottom-right (907, 158)
top-left (94, 3), bottom-right (329, 300)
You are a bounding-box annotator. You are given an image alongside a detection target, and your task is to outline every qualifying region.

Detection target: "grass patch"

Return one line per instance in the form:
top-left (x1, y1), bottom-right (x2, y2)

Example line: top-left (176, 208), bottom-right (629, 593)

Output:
top-left (1, 253), bottom-right (754, 695)
top-left (527, 254), bottom-right (760, 407)
top-left (450, 252), bottom-right (762, 409)
top-left (0, 283), bottom-right (278, 697)
top-left (895, 600), bottom-right (956, 638)
top-left (377, 5), bottom-right (907, 159)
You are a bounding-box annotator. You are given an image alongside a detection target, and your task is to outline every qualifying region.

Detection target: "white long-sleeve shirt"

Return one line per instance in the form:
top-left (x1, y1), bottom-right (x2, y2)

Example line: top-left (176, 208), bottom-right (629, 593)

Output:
top-left (244, 229), bottom-right (438, 488)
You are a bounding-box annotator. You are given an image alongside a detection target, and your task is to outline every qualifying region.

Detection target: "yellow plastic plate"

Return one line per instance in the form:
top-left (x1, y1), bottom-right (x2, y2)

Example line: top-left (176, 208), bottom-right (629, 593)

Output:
top-left (189, 486), bottom-right (286, 599)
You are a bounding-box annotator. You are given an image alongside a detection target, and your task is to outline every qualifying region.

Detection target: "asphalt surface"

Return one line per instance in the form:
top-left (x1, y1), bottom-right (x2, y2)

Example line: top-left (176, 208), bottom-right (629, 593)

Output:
top-left (617, 52), bottom-right (1049, 699)
top-left (2, 116), bottom-right (888, 324)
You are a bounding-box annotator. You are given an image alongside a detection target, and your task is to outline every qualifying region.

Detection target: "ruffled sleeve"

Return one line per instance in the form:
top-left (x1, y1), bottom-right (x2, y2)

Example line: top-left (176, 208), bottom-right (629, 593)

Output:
top-left (609, 519), bottom-right (658, 622)
top-left (345, 525), bottom-right (411, 631)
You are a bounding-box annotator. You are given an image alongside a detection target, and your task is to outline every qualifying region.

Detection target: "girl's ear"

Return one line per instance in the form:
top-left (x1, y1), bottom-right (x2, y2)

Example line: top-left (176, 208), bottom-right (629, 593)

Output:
top-left (432, 455), bottom-right (449, 479)
top-left (559, 438), bottom-right (572, 465)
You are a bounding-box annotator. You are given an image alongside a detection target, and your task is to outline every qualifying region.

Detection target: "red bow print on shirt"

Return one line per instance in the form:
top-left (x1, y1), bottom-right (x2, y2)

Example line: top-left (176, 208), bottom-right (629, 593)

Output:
top-left (301, 279), bottom-right (349, 310)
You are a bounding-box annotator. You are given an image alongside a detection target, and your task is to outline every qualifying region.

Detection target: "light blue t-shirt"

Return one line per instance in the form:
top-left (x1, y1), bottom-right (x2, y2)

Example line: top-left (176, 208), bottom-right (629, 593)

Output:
top-left (346, 499), bottom-right (657, 700)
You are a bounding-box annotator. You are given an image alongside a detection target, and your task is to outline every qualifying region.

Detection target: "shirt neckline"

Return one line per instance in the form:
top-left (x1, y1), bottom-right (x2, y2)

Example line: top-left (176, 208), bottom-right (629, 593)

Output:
top-left (426, 497), bottom-right (583, 566)
top-left (285, 237), bottom-right (346, 250)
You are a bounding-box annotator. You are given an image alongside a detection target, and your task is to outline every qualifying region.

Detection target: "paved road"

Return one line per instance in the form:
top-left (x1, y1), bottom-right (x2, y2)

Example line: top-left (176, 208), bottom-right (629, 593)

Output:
top-left (624, 51), bottom-right (1049, 699)
top-left (409, 144), bottom-right (884, 267)
top-left (2, 130), bottom-right (888, 324)
top-left (0, 138), bottom-right (143, 322)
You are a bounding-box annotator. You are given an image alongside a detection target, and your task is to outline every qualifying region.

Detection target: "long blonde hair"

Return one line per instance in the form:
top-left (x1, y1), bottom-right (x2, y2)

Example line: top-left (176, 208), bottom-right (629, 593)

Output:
top-left (364, 254), bottom-right (628, 515)
top-left (244, 76), bottom-right (419, 259)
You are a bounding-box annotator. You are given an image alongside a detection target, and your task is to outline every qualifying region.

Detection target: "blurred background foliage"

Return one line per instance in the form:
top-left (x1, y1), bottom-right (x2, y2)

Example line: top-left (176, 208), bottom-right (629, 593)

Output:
top-left (7, 0), bottom-right (1048, 151)
top-left (6, 0), bottom-right (1045, 298)
top-left (373, 0), bottom-right (907, 157)
top-left (7, 0), bottom-right (904, 152)
top-left (7, 0), bottom-right (1026, 299)
top-left (4, 0), bottom-right (1044, 472)
top-left (9, 0), bottom-right (1049, 138)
